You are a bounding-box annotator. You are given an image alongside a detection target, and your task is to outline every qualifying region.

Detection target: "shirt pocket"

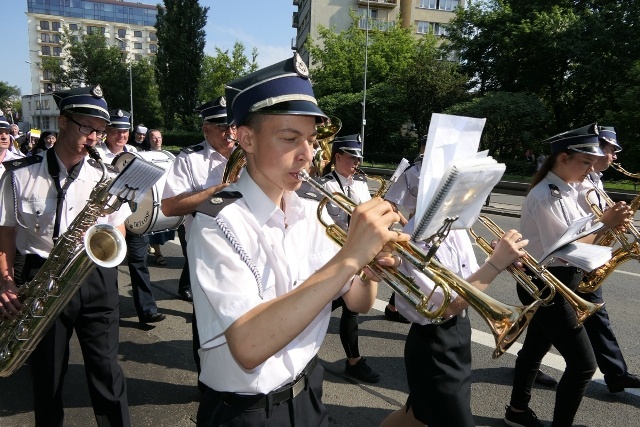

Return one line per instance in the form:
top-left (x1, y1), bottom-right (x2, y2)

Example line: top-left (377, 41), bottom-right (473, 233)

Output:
top-left (20, 198), bottom-right (57, 238)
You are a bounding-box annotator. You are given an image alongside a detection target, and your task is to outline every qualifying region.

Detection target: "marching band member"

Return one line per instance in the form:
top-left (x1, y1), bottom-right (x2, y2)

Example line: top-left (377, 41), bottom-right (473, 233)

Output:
top-left (504, 124), bottom-right (632, 427)
top-left (189, 53), bottom-right (405, 426)
top-left (0, 86), bottom-right (131, 426)
top-left (161, 96), bottom-right (234, 392)
top-left (0, 113), bottom-right (23, 180)
top-left (573, 126), bottom-right (640, 393)
top-left (319, 134), bottom-right (380, 383)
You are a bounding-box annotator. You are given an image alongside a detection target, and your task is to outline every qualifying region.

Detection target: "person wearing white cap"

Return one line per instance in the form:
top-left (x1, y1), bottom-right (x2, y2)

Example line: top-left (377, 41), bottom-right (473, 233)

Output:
top-left (504, 124), bottom-right (632, 427)
top-left (133, 124), bottom-right (148, 148)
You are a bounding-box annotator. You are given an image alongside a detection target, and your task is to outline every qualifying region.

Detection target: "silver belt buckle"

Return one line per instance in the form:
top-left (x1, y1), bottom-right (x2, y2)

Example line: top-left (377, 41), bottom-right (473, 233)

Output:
top-left (292, 375), bottom-right (306, 398)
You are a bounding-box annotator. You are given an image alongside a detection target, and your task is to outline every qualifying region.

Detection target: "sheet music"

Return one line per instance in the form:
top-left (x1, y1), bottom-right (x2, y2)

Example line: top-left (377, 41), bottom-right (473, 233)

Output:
top-left (107, 157), bottom-right (165, 203)
top-left (547, 242), bottom-right (612, 271)
top-left (539, 214), bottom-right (607, 265)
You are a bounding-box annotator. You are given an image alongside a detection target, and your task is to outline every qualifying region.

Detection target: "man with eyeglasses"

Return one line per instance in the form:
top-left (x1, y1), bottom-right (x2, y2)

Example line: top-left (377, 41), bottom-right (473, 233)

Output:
top-left (96, 109), bottom-right (138, 162)
top-left (0, 85), bottom-right (132, 426)
top-left (161, 96), bottom-right (235, 392)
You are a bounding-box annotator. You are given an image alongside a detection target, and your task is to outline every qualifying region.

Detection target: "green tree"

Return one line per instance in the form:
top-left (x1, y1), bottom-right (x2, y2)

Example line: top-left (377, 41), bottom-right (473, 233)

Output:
top-left (155, 0), bottom-right (208, 130)
top-left (199, 42), bottom-right (258, 102)
top-left (444, 91), bottom-right (552, 159)
top-left (42, 30), bottom-right (162, 128)
top-left (0, 82), bottom-right (21, 123)
top-left (444, 1), bottom-right (640, 131)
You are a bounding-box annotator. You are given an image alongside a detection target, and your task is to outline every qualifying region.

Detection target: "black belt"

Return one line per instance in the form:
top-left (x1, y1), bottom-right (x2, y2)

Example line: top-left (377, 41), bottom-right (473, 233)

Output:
top-left (218, 355), bottom-right (318, 410)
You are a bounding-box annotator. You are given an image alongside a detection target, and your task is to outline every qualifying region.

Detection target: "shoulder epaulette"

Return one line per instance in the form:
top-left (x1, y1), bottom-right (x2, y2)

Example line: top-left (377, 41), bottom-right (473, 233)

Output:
top-left (296, 181), bottom-right (323, 201)
top-left (181, 143), bottom-right (205, 154)
top-left (194, 191), bottom-right (243, 218)
top-left (87, 158), bottom-right (118, 173)
top-left (2, 155), bottom-right (43, 171)
top-left (318, 174), bottom-right (333, 184)
top-left (548, 184), bottom-right (562, 199)
top-left (354, 174), bottom-right (367, 182)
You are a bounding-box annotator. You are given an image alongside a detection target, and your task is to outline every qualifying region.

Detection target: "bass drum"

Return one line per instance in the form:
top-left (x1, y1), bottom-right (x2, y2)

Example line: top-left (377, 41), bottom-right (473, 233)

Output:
top-left (113, 150), bottom-right (184, 235)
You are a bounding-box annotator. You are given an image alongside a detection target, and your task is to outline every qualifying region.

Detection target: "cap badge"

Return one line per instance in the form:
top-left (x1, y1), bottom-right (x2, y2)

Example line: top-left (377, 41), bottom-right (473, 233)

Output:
top-left (117, 110), bottom-right (124, 117)
top-left (293, 52), bottom-right (309, 78)
top-left (305, 192), bottom-right (317, 198)
top-left (220, 96), bottom-right (226, 107)
top-left (91, 85), bottom-right (103, 98)
top-left (210, 197), bottom-right (224, 205)
top-left (0, 110), bottom-right (3, 116)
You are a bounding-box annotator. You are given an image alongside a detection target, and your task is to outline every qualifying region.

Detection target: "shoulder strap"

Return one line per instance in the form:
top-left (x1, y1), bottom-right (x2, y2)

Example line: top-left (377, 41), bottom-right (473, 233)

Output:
top-left (194, 191), bottom-right (243, 218)
top-left (2, 155), bottom-right (43, 172)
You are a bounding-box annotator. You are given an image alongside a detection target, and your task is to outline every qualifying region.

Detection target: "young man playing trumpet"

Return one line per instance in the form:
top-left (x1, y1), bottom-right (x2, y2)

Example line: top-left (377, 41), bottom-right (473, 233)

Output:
top-left (189, 53), bottom-right (406, 426)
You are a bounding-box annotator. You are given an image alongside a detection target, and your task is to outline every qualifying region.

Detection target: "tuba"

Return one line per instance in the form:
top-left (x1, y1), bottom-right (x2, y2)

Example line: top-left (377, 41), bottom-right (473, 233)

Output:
top-left (471, 215), bottom-right (603, 323)
top-left (0, 146), bottom-right (128, 377)
top-left (298, 170), bottom-right (540, 358)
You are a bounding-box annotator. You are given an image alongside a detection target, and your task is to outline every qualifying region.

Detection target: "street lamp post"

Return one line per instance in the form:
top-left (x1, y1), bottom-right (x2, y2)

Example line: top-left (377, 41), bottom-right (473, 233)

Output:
top-left (361, 1), bottom-right (370, 155)
top-left (25, 60), bottom-right (43, 130)
top-left (115, 37), bottom-right (134, 129)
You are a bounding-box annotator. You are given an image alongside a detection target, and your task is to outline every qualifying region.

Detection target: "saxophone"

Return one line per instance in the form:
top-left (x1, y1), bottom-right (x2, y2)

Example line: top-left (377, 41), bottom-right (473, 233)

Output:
top-left (0, 146), bottom-right (128, 377)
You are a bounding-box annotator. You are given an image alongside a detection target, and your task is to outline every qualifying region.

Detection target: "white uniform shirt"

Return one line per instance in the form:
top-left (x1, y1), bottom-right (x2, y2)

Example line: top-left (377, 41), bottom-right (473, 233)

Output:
top-left (0, 149), bottom-right (25, 180)
top-left (395, 224), bottom-right (477, 325)
top-left (385, 160), bottom-right (422, 218)
top-left (0, 152), bottom-right (131, 258)
top-left (162, 141), bottom-right (229, 236)
top-left (520, 172), bottom-right (591, 264)
top-left (321, 171), bottom-right (371, 230)
top-left (575, 172), bottom-right (605, 213)
top-left (188, 172), bottom-right (344, 394)
top-left (96, 144), bottom-right (138, 164)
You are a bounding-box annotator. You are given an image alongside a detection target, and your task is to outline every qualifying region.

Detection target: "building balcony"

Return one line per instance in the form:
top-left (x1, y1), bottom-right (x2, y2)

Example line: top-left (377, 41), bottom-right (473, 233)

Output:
top-left (293, 0), bottom-right (299, 5)
top-left (358, 0), bottom-right (397, 9)
top-left (292, 12), bottom-right (299, 28)
top-left (358, 18), bottom-right (396, 31)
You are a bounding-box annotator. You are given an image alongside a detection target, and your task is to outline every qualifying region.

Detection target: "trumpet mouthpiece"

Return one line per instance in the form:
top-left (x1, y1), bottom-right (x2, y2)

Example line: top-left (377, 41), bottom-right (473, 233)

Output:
top-left (297, 169), bottom-right (310, 181)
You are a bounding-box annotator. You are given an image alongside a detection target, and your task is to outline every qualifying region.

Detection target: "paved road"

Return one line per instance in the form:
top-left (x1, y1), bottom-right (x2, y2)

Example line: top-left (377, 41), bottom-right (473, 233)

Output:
top-left (1, 193), bottom-right (639, 426)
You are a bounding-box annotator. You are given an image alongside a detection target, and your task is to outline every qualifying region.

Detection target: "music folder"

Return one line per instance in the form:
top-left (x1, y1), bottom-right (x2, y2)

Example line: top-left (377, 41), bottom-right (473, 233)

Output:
top-left (107, 157), bottom-right (165, 204)
top-left (412, 153), bottom-right (505, 242)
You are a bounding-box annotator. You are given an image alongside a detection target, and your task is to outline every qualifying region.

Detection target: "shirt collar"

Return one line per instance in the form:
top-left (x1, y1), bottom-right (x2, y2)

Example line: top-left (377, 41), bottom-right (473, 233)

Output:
top-left (333, 171), bottom-right (354, 187)
top-left (234, 172), bottom-right (306, 227)
top-left (547, 171), bottom-right (576, 194)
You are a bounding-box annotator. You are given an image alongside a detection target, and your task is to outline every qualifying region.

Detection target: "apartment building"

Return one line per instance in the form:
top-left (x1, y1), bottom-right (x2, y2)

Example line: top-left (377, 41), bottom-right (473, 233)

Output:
top-left (293, 0), bottom-right (466, 64)
top-left (23, 0), bottom-right (158, 130)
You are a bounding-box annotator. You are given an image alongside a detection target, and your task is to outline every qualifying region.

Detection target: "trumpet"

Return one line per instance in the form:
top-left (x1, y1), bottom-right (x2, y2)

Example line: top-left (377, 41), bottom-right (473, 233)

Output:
top-left (298, 170), bottom-right (540, 358)
top-left (586, 186), bottom-right (640, 250)
top-left (471, 215), bottom-right (603, 323)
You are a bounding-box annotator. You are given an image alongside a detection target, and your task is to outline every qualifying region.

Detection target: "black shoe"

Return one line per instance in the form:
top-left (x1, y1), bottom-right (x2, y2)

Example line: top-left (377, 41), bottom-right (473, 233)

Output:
top-left (504, 405), bottom-right (544, 427)
top-left (344, 358), bottom-right (380, 383)
top-left (178, 289), bottom-right (193, 302)
top-left (140, 312), bottom-right (166, 324)
top-left (384, 306), bottom-right (409, 324)
top-left (534, 369), bottom-right (557, 387)
top-left (606, 373), bottom-right (640, 393)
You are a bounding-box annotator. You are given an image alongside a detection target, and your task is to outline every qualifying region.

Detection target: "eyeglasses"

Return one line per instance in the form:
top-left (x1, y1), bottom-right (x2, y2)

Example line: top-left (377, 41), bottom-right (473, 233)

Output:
top-left (215, 124), bottom-right (236, 132)
top-left (66, 116), bottom-right (107, 139)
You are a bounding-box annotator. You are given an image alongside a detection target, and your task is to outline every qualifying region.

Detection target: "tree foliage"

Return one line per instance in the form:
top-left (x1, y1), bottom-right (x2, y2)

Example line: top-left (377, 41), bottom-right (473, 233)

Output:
top-left (155, 0), bottom-right (208, 130)
top-left (444, 0), bottom-right (640, 131)
top-left (41, 30), bottom-right (162, 128)
top-left (199, 42), bottom-right (259, 102)
top-left (0, 82), bottom-right (21, 123)
top-left (308, 14), bottom-right (468, 161)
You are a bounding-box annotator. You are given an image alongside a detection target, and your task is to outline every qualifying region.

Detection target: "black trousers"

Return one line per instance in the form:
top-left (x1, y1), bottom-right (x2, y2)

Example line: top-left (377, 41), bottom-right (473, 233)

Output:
top-left (510, 266), bottom-right (596, 427)
top-left (177, 224), bottom-right (191, 294)
top-left (125, 231), bottom-right (159, 320)
top-left (331, 297), bottom-right (360, 359)
top-left (579, 286), bottom-right (628, 382)
top-left (405, 314), bottom-right (474, 427)
top-left (196, 362), bottom-right (327, 427)
top-left (23, 255), bottom-right (130, 427)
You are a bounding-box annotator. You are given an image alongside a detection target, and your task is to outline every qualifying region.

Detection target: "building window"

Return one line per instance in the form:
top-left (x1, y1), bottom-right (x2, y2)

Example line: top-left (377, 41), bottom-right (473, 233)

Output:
top-left (69, 23), bottom-right (78, 31)
top-left (42, 116), bottom-right (50, 130)
top-left (134, 54), bottom-right (143, 61)
top-left (52, 34), bottom-right (61, 44)
top-left (149, 44), bottom-right (157, 53)
top-left (134, 30), bottom-right (142, 37)
top-left (118, 40), bottom-right (126, 49)
top-left (43, 70), bottom-right (53, 80)
top-left (149, 32), bottom-right (157, 41)
top-left (41, 33), bottom-right (51, 43)
top-left (40, 20), bottom-right (50, 30)
top-left (416, 21), bottom-right (447, 36)
top-left (419, 0), bottom-right (459, 10)
top-left (41, 46), bottom-right (51, 56)
top-left (52, 22), bottom-right (61, 31)
top-left (134, 42), bottom-right (142, 49)
top-left (118, 28), bottom-right (127, 38)
top-left (87, 26), bottom-right (105, 35)
top-left (53, 47), bottom-right (62, 57)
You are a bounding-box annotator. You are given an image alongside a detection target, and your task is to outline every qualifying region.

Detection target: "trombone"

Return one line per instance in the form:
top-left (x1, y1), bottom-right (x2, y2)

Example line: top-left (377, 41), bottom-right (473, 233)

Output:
top-left (470, 215), bottom-right (603, 324)
top-left (298, 170), bottom-right (540, 359)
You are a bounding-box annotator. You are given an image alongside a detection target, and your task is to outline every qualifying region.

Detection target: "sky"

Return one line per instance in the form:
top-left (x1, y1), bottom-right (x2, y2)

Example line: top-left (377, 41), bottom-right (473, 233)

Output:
top-left (0, 0), bottom-right (298, 95)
